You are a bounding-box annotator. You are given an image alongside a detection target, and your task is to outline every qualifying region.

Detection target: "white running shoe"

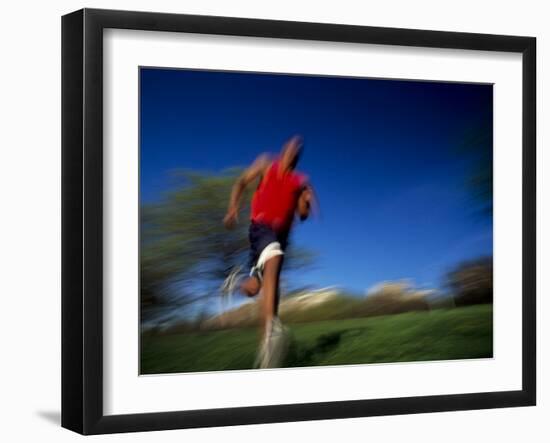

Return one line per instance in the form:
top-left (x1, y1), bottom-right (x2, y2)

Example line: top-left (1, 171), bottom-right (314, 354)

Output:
top-left (219, 266), bottom-right (242, 325)
top-left (255, 317), bottom-right (289, 369)
top-left (220, 265), bottom-right (242, 296)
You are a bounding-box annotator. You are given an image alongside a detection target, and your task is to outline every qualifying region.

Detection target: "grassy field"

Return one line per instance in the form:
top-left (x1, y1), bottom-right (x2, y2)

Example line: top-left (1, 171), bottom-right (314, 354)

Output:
top-left (140, 304), bottom-right (493, 374)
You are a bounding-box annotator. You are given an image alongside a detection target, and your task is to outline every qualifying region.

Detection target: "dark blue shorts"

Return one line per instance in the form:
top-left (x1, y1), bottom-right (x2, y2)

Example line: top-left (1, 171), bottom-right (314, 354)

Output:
top-left (248, 222), bottom-right (288, 268)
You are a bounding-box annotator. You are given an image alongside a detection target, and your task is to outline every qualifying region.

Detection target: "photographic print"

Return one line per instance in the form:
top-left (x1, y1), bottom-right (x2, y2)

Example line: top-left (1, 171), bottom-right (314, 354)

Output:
top-left (62, 9), bottom-right (536, 433)
top-left (139, 68), bottom-right (494, 375)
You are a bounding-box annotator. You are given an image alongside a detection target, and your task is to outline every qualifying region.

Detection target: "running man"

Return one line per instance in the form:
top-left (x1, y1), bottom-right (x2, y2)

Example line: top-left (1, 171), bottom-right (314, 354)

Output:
top-left (223, 135), bottom-right (315, 368)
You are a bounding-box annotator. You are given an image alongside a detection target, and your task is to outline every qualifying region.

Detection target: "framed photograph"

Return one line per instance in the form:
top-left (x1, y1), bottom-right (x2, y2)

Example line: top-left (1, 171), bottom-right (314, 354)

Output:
top-left (61, 8), bottom-right (536, 435)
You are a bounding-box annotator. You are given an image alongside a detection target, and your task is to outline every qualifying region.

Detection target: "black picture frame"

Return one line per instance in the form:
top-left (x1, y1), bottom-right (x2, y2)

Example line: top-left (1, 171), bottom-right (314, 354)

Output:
top-left (61, 8), bottom-right (536, 435)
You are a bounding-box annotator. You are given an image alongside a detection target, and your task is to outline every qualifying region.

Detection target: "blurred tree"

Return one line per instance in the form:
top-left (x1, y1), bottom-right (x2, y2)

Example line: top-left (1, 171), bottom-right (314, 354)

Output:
top-left (140, 169), bottom-right (316, 323)
top-left (361, 281), bottom-right (431, 316)
top-left (445, 257), bottom-right (493, 306)
top-left (456, 107), bottom-right (493, 218)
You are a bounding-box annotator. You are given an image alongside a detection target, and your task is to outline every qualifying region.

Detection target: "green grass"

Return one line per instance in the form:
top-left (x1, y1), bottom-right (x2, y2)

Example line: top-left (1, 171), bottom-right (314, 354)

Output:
top-left (140, 304), bottom-right (493, 374)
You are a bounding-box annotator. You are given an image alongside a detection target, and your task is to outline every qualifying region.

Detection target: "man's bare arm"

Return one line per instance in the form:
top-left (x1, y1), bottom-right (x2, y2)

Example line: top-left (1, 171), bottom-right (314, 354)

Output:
top-left (224, 154), bottom-right (270, 229)
top-left (297, 184), bottom-right (318, 221)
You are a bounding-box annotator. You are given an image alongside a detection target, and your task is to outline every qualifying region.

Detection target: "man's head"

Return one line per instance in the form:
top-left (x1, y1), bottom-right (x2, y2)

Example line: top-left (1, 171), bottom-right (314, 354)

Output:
top-left (280, 135), bottom-right (304, 171)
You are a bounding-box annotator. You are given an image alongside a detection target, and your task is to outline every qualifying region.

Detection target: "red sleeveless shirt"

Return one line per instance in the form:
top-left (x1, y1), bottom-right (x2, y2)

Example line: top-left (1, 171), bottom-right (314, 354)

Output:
top-left (251, 160), bottom-right (307, 233)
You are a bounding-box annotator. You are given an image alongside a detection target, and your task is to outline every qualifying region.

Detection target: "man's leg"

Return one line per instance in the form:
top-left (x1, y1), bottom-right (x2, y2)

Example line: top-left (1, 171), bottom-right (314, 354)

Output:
top-left (240, 276), bottom-right (261, 297)
top-left (256, 254), bottom-right (290, 368)
top-left (262, 255), bottom-right (283, 336)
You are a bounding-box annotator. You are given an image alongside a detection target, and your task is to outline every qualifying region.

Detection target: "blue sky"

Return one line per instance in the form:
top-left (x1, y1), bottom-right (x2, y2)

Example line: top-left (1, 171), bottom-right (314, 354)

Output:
top-left (140, 68), bottom-right (493, 294)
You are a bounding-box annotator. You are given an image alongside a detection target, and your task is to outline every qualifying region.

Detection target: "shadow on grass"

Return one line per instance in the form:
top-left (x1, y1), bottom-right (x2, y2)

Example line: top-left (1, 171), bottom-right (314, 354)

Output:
top-left (285, 330), bottom-right (345, 366)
